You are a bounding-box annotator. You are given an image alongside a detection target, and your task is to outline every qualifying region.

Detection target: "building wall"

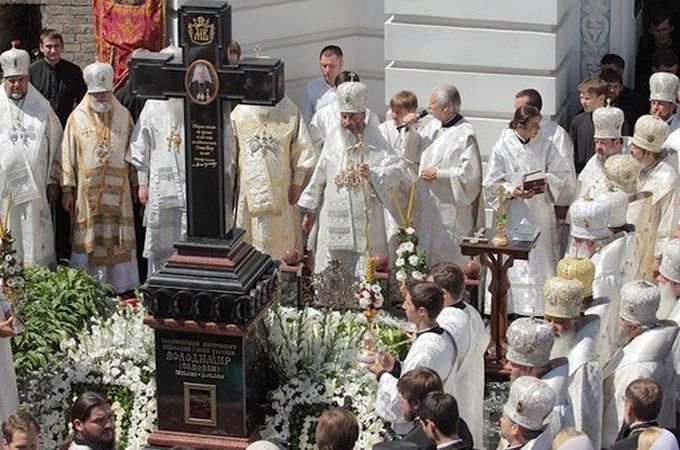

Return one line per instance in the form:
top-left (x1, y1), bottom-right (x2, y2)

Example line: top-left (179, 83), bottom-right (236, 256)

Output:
top-left (383, 0), bottom-right (581, 159)
top-left (41, 0), bottom-right (95, 68)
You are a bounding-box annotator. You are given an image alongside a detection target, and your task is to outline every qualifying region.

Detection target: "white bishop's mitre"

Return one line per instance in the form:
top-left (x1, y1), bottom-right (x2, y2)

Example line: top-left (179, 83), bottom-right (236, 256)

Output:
top-left (649, 71), bottom-right (680, 103)
top-left (0, 43), bottom-right (29, 78)
top-left (505, 317), bottom-right (554, 368)
top-left (83, 62), bottom-right (114, 94)
top-left (593, 103), bottom-right (624, 139)
top-left (337, 80), bottom-right (367, 113)
top-left (569, 197), bottom-right (610, 240)
top-left (503, 376), bottom-right (556, 431)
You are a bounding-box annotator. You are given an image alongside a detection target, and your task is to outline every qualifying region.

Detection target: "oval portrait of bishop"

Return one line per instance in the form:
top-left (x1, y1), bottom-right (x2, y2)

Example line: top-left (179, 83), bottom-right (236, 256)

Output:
top-left (185, 59), bottom-right (219, 105)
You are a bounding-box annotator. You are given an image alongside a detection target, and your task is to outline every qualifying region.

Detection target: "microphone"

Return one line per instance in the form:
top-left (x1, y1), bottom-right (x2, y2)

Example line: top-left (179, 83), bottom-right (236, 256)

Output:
top-left (396, 109), bottom-right (428, 131)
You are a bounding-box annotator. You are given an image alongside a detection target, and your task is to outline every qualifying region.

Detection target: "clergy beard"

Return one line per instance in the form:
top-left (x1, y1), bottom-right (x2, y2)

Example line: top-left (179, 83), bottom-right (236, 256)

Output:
top-left (550, 328), bottom-right (577, 359)
top-left (571, 242), bottom-right (595, 259)
top-left (613, 326), bottom-right (633, 351)
top-left (9, 91), bottom-right (26, 101)
top-left (91, 99), bottom-right (112, 113)
top-left (658, 281), bottom-right (677, 319)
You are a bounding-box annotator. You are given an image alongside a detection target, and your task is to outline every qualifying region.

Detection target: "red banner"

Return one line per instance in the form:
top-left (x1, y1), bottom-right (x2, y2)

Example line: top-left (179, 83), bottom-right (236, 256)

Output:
top-left (93, 0), bottom-right (165, 91)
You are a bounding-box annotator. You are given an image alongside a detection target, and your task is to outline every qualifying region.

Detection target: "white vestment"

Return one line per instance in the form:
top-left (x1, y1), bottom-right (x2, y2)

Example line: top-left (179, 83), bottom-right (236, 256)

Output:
top-left (0, 84), bottom-right (61, 266)
top-left (541, 358), bottom-right (576, 437)
top-left (298, 115), bottom-right (402, 276)
top-left (483, 132), bottom-right (571, 315)
top-left (127, 99), bottom-right (186, 274)
top-left (566, 315), bottom-right (603, 450)
top-left (375, 327), bottom-right (455, 432)
top-left (634, 161), bottom-right (680, 278)
top-left (592, 233), bottom-right (627, 350)
top-left (625, 192), bottom-right (654, 280)
top-left (667, 301), bottom-right (680, 414)
top-left (414, 117), bottom-right (484, 268)
top-left (0, 297), bottom-right (18, 424)
top-left (437, 303), bottom-right (489, 447)
top-left (309, 101), bottom-right (379, 160)
top-left (584, 296), bottom-right (614, 364)
top-left (576, 155), bottom-right (609, 199)
top-left (601, 322), bottom-right (679, 448)
top-left (301, 77), bottom-right (335, 125)
top-left (522, 428), bottom-right (553, 450)
top-left (232, 96), bottom-right (315, 260)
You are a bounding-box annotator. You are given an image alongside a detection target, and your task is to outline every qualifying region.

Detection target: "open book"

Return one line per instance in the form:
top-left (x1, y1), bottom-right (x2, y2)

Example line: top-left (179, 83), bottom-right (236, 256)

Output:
top-left (521, 170), bottom-right (547, 192)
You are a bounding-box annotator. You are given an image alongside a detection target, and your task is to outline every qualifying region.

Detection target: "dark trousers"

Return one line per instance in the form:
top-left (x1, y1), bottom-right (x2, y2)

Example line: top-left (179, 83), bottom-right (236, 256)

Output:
top-left (52, 199), bottom-right (71, 263)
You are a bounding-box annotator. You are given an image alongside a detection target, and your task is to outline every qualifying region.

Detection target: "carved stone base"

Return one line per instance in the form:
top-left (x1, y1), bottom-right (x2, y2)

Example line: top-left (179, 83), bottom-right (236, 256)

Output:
top-left (145, 429), bottom-right (259, 450)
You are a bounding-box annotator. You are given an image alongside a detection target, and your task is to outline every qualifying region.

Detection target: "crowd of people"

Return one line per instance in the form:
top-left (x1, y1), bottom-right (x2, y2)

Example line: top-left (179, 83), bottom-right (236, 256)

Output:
top-left (2, 5), bottom-right (680, 449)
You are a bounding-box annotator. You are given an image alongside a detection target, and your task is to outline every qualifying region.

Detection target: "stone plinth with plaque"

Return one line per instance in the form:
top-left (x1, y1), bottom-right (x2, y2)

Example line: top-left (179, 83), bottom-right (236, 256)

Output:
top-left (131, 1), bottom-right (284, 448)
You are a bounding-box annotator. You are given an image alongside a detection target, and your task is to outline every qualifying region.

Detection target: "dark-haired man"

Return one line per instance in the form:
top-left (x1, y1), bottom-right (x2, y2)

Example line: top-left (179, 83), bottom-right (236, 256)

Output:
top-left (60, 392), bottom-right (115, 450)
top-left (302, 45), bottom-right (344, 124)
top-left (368, 282), bottom-right (455, 435)
top-left (419, 392), bottom-right (471, 450)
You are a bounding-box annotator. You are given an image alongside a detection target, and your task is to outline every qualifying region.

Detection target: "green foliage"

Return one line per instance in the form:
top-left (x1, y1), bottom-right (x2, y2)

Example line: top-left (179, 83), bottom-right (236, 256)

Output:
top-left (12, 265), bottom-right (116, 380)
top-left (374, 322), bottom-right (411, 361)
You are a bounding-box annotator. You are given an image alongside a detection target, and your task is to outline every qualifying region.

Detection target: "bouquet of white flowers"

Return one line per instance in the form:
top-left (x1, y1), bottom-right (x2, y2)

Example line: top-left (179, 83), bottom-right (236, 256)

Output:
top-left (394, 225), bottom-right (427, 283)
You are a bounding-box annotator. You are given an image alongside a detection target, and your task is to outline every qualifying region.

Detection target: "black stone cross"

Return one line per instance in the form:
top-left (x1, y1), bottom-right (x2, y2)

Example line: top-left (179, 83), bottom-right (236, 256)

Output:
top-left (129, 0), bottom-right (284, 241)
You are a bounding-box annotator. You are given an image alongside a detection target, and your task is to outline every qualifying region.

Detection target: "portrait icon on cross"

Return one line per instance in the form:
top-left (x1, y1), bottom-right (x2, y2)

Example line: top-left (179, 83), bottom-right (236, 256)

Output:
top-left (185, 59), bottom-right (219, 105)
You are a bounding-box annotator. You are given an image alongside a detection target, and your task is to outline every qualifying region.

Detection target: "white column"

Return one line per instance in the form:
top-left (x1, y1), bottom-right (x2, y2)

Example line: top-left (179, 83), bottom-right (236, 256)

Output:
top-left (384, 0), bottom-right (580, 158)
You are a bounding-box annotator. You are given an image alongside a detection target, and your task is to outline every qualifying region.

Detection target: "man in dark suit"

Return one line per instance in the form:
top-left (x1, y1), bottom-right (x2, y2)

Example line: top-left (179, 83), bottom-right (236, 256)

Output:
top-left (373, 368), bottom-right (474, 450)
top-left (419, 392), bottom-right (471, 450)
top-left (610, 378), bottom-right (667, 450)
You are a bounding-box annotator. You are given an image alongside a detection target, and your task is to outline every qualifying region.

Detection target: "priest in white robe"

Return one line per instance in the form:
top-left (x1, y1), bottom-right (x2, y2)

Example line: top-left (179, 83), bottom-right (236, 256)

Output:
top-left (232, 95), bottom-right (315, 260)
top-left (0, 294), bottom-right (18, 424)
top-left (576, 104), bottom-right (626, 199)
top-left (0, 45), bottom-right (61, 267)
top-left (127, 46), bottom-right (186, 276)
top-left (57, 62), bottom-right (139, 293)
top-left (601, 281), bottom-right (679, 448)
top-left (483, 105), bottom-right (571, 315)
top-left (128, 99), bottom-right (186, 276)
top-left (543, 277), bottom-right (603, 449)
top-left (499, 377), bottom-right (556, 450)
top-left (428, 262), bottom-right (489, 447)
top-left (504, 317), bottom-right (575, 437)
top-left (656, 239), bottom-right (680, 425)
top-left (628, 115), bottom-right (679, 280)
top-left (414, 84), bottom-right (484, 269)
top-left (603, 154), bottom-right (654, 281)
top-left (298, 81), bottom-right (401, 276)
top-left (368, 281), bottom-right (455, 435)
top-left (512, 89), bottom-right (576, 254)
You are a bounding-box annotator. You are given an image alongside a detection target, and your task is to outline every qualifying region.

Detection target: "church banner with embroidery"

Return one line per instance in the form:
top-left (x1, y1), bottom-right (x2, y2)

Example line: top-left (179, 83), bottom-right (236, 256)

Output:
top-left (93, 0), bottom-right (165, 90)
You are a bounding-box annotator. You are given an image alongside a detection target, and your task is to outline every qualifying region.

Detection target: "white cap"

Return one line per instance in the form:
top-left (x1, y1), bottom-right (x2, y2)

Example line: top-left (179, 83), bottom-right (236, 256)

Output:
top-left (506, 318), bottom-right (554, 368)
top-left (543, 276), bottom-right (583, 319)
top-left (620, 280), bottom-right (660, 327)
top-left (593, 104), bottom-right (624, 139)
top-left (556, 435), bottom-right (595, 450)
top-left (604, 155), bottom-right (640, 194)
top-left (503, 376), bottom-right (556, 431)
top-left (649, 72), bottom-right (680, 103)
top-left (246, 441), bottom-right (280, 450)
top-left (83, 62), bottom-right (114, 94)
top-left (0, 42), bottom-right (30, 78)
top-left (596, 190), bottom-right (629, 228)
top-left (659, 239), bottom-right (680, 284)
top-left (631, 115), bottom-right (670, 153)
top-left (337, 81), bottom-right (368, 113)
top-left (569, 197), bottom-right (610, 240)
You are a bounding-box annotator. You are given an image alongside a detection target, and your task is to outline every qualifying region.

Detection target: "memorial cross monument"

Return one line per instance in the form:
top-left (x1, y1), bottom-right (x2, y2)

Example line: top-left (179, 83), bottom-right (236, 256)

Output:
top-left (130, 1), bottom-right (283, 448)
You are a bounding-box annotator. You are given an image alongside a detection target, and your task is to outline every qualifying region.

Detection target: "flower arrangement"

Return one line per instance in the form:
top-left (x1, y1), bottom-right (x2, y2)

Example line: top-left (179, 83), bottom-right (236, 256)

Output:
top-left (258, 306), bottom-right (411, 450)
top-left (21, 306), bottom-right (156, 450)
top-left (355, 258), bottom-right (384, 310)
top-left (390, 182), bottom-right (428, 283)
top-left (0, 194), bottom-right (25, 307)
top-left (394, 226), bottom-right (427, 282)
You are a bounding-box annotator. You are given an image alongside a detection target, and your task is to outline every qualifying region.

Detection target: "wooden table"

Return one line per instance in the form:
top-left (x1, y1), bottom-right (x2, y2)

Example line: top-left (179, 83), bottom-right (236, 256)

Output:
top-left (461, 230), bottom-right (539, 373)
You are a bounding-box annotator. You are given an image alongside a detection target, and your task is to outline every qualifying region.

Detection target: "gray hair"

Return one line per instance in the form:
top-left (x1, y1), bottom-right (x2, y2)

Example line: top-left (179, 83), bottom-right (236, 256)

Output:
top-left (432, 84), bottom-right (461, 114)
